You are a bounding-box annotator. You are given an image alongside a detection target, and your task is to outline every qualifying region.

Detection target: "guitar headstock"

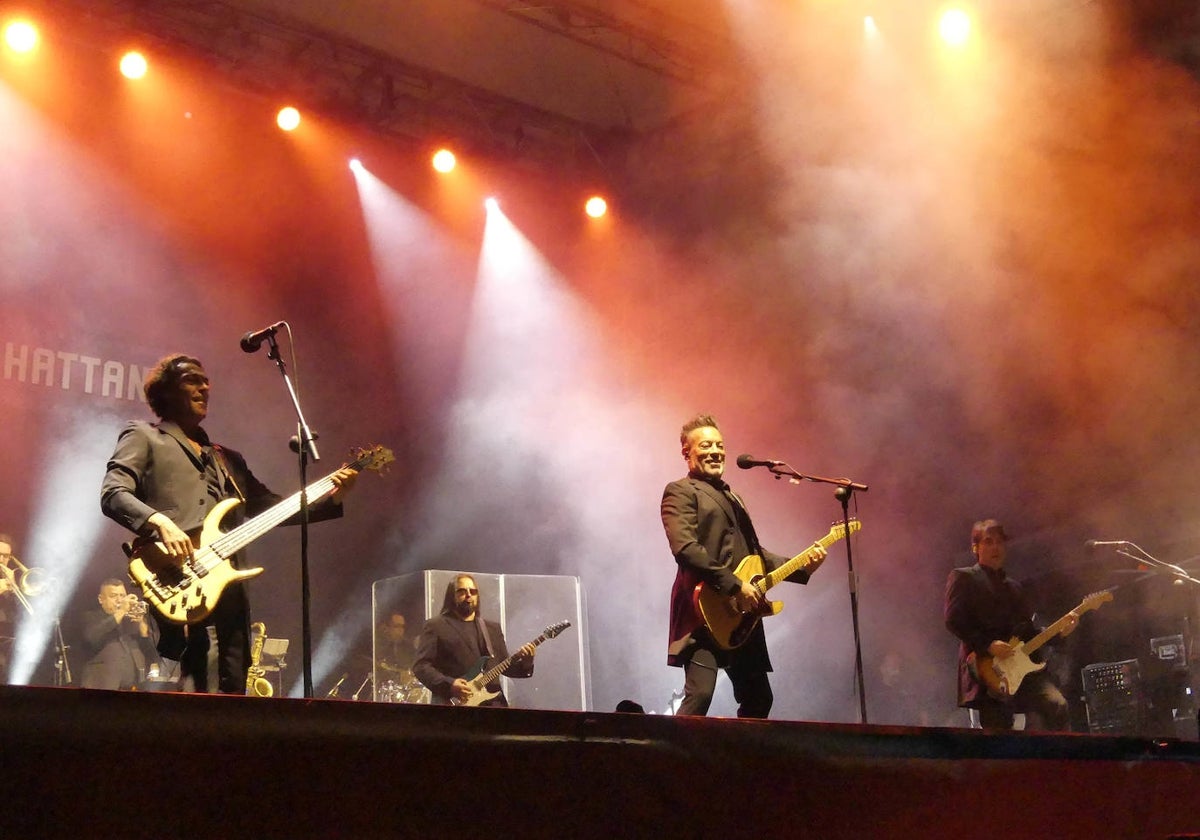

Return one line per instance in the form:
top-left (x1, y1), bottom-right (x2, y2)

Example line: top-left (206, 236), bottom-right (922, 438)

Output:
top-left (349, 444), bottom-right (395, 474)
top-left (1081, 590), bottom-right (1114, 611)
top-left (831, 518), bottom-right (862, 539)
top-left (544, 620), bottom-right (572, 639)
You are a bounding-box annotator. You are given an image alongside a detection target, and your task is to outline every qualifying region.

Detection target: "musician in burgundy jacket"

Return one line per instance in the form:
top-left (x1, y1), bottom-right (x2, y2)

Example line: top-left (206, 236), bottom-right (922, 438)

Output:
top-left (100, 353), bottom-right (356, 693)
top-left (661, 413), bottom-right (824, 719)
top-left (944, 518), bottom-right (1073, 731)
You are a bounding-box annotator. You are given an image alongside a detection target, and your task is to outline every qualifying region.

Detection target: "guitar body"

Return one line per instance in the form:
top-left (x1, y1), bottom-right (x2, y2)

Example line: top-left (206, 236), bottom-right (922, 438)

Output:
top-left (452, 657), bottom-right (502, 707)
top-left (970, 638), bottom-right (1046, 700)
top-left (965, 591), bottom-right (1113, 701)
top-left (124, 444), bottom-right (393, 625)
top-left (694, 554), bottom-right (784, 651)
top-left (127, 497), bottom-right (264, 624)
top-left (692, 521), bottom-right (861, 651)
top-left (447, 621), bottom-right (571, 706)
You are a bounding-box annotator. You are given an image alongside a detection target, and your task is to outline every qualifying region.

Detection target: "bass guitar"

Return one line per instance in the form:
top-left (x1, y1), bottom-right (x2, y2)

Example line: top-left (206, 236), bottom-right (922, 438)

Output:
top-left (126, 444), bottom-right (394, 624)
top-left (452, 620), bottom-right (571, 707)
top-left (694, 519), bottom-right (861, 650)
top-left (968, 590), bottom-right (1113, 700)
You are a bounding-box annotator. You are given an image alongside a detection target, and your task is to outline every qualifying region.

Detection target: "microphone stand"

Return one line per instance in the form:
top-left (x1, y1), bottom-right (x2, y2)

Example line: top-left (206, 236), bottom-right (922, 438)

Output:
top-left (53, 619), bottom-right (71, 686)
top-left (1114, 543), bottom-right (1200, 587)
top-left (767, 462), bottom-right (870, 724)
top-left (257, 330), bottom-right (321, 699)
top-left (352, 672), bottom-right (373, 701)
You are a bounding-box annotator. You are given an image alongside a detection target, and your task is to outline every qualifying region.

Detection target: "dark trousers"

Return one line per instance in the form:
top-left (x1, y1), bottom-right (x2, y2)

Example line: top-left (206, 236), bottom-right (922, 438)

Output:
top-left (155, 582), bottom-right (250, 694)
top-left (976, 671), bottom-right (1071, 731)
top-left (678, 646), bottom-right (773, 719)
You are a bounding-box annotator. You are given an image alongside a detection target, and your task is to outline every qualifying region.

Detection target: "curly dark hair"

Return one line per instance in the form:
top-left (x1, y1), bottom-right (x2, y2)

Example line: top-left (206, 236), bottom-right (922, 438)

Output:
top-left (143, 353), bottom-right (203, 419)
top-left (679, 413), bottom-right (719, 448)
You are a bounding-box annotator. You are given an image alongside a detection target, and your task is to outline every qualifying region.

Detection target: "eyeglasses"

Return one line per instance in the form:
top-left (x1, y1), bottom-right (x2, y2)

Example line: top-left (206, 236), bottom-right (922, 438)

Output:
top-left (456, 588), bottom-right (479, 596)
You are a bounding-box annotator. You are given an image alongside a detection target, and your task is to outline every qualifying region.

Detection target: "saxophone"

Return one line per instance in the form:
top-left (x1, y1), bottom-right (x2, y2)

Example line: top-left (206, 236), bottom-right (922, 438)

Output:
top-left (246, 621), bottom-right (273, 697)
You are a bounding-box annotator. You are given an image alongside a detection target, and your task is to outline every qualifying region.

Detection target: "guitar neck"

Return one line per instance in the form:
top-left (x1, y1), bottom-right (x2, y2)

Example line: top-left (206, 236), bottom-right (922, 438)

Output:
top-left (476, 630), bottom-right (549, 687)
top-left (762, 531), bottom-right (842, 592)
top-left (206, 466), bottom-right (355, 560)
top-left (1023, 600), bottom-right (1095, 656)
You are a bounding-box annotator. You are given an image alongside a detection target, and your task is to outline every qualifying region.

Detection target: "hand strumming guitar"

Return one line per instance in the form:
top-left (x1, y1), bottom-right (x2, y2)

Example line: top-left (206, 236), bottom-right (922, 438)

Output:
top-left (147, 512), bottom-right (194, 561)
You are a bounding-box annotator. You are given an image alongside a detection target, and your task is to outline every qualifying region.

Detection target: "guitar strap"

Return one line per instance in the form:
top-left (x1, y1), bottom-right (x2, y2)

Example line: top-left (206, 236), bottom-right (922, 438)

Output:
top-left (477, 618), bottom-right (497, 660)
top-left (209, 445), bottom-right (245, 502)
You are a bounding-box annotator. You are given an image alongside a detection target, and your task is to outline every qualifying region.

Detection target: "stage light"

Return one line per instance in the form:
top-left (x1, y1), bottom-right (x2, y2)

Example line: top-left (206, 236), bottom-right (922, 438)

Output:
top-left (484, 196), bottom-right (499, 211)
top-left (584, 196), bottom-right (608, 219)
top-left (119, 51), bottom-right (147, 80)
top-left (864, 16), bottom-right (878, 38)
top-left (3, 19), bottom-right (38, 54)
top-left (938, 8), bottom-right (971, 47)
top-left (349, 158), bottom-right (364, 172)
top-left (432, 148), bottom-right (456, 173)
top-left (276, 106), bottom-right (301, 132)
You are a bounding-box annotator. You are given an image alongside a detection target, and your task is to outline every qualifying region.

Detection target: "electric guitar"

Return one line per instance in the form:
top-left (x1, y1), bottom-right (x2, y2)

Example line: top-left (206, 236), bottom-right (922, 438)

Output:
top-left (694, 519), bottom-right (861, 650)
top-left (968, 590), bottom-right (1113, 700)
top-left (452, 620), bottom-right (571, 707)
top-left (126, 444), bottom-right (394, 624)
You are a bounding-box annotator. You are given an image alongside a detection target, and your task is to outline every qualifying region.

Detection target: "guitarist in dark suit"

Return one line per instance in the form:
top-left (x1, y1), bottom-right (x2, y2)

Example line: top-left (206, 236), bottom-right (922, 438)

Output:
top-left (412, 574), bottom-right (535, 706)
top-left (944, 519), bottom-right (1074, 731)
top-left (100, 354), bottom-right (358, 694)
top-left (661, 414), bottom-right (825, 718)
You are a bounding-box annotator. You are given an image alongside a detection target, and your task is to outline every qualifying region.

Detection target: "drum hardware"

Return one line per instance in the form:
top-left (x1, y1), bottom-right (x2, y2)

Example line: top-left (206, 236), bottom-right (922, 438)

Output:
top-left (376, 671), bottom-right (431, 704)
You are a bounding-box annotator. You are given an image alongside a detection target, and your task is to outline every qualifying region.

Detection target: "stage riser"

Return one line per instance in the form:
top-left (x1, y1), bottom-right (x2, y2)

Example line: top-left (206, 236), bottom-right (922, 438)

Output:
top-left (1, 686), bottom-right (1198, 839)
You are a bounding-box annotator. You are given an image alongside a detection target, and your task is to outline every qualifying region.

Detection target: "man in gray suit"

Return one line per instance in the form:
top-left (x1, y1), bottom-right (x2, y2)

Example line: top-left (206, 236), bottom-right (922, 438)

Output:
top-left (100, 353), bottom-right (357, 693)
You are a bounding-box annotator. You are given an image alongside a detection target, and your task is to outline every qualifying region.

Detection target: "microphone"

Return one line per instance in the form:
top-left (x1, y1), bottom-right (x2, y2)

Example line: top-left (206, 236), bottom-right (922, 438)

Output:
top-left (736, 454), bottom-right (783, 470)
top-left (239, 321), bottom-right (285, 353)
top-left (1085, 540), bottom-right (1129, 549)
top-left (325, 672), bottom-right (348, 698)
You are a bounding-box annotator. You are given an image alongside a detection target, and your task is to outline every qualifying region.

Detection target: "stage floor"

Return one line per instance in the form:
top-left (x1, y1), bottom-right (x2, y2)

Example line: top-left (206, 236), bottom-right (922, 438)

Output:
top-left (2, 685), bottom-right (1199, 839)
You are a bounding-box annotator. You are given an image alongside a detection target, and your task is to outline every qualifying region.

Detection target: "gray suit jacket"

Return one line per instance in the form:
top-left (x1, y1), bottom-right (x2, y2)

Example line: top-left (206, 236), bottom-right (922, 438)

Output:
top-left (100, 419), bottom-right (342, 541)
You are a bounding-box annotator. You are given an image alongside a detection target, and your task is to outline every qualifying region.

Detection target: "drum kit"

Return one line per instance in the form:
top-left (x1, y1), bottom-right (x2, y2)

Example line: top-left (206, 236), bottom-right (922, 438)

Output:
top-left (374, 662), bottom-right (430, 704)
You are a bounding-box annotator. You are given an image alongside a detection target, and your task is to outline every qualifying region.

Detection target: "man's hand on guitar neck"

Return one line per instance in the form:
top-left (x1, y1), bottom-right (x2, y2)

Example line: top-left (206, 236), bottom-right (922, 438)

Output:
top-left (806, 544), bottom-right (829, 576)
top-left (147, 512), bottom-right (194, 561)
top-left (330, 467), bottom-right (359, 502)
top-left (1061, 613), bottom-right (1079, 636)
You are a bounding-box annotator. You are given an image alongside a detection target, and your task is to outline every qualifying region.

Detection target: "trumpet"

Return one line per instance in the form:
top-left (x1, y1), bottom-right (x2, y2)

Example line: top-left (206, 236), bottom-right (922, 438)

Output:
top-left (126, 597), bottom-right (149, 619)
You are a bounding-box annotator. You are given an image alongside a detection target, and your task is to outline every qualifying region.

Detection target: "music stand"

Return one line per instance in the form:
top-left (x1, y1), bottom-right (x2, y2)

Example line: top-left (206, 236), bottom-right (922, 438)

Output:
top-left (261, 637), bottom-right (290, 696)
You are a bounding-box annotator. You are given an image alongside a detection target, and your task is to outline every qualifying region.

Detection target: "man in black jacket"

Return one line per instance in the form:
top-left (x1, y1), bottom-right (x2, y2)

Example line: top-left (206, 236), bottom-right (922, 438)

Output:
top-left (944, 518), bottom-right (1074, 731)
top-left (661, 413), bottom-right (825, 718)
top-left (413, 574), bottom-right (535, 707)
top-left (79, 578), bottom-right (158, 690)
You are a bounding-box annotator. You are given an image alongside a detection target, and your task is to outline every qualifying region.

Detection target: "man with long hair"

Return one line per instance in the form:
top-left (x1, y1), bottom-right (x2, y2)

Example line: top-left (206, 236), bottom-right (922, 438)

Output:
top-left (413, 574), bottom-right (535, 707)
